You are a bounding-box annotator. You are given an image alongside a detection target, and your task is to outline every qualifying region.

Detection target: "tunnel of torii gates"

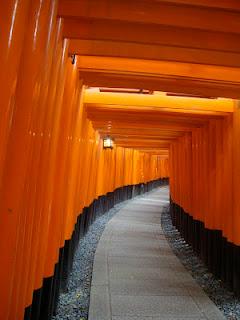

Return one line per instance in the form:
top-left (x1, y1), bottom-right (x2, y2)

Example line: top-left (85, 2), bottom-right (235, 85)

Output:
top-left (2, 0), bottom-right (240, 319)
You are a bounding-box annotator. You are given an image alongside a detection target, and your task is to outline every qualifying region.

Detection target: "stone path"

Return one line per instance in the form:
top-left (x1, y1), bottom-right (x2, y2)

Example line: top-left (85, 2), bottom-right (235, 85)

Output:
top-left (89, 186), bottom-right (225, 320)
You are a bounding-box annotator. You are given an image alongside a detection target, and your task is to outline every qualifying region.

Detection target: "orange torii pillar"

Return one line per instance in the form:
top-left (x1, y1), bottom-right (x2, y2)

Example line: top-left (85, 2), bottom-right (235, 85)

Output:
top-left (0, 1), bottom-right (170, 319)
top-left (169, 106), bottom-right (240, 297)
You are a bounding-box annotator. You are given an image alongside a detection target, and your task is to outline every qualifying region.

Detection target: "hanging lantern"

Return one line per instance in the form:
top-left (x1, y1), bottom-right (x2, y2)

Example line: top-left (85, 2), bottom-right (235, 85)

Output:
top-left (103, 137), bottom-right (113, 149)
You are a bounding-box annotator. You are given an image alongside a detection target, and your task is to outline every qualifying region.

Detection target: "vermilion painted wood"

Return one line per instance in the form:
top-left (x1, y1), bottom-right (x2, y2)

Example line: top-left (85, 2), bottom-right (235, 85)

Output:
top-left (2, 0), bottom-right (240, 318)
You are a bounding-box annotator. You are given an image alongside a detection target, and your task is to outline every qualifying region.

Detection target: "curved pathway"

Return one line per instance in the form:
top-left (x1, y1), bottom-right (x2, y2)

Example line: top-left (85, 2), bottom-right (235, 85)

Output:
top-left (89, 186), bottom-right (225, 320)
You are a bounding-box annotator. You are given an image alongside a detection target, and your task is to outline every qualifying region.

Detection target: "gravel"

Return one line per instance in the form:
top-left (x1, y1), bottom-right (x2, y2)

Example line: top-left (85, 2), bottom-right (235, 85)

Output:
top-left (161, 205), bottom-right (240, 320)
top-left (52, 200), bottom-right (128, 320)
top-left (53, 194), bottom-right (240, 320)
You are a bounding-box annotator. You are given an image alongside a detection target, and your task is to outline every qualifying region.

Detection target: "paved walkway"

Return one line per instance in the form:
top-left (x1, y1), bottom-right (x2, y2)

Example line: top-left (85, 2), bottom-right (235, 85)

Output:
top-left (89, 187), bottom-right (225, 320)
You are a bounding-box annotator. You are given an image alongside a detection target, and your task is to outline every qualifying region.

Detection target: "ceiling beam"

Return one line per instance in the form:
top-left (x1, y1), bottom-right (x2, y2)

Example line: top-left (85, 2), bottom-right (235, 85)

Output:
top-left (116, 142), bottom-right (170, 147)
top-left (90, 118), bottom-right (204, 130)
top-left (133, 148), bottom-right (169, 152)
top-left (97, 129), bottom-right (183, 138)
top-left (78, 56), bottom-right (240, 84)
top-left (80, 72), bottom-right (240, 99)
top-left (69, 39), bottom-right (240, 68)
top-left (84, 92), bottom-right (234, 113)
top-left (91, 120), bottom-right (194, 129)
top-left (114, 138), bottom-right (174, 144)
top-left (87, 104), bottom-right (229, 117)
top-left (145, 0), bottom-right (240, 11)
top-left (65, 19), bottom-right (240, 53)
top-left (78, 56), bottom-right (240, 99)
top-left (88, 111), bottom-right (209, 125)
top-left (116, 138), bottom-right (172, 143)
top-left (109, 136), bottom-right (177, 142)
top-left (58, 0), bottom-right (240, 34)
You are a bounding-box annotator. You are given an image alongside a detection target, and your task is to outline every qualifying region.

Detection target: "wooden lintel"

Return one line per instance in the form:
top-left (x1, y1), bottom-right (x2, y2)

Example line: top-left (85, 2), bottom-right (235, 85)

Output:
top-left (58, 0), bottom-right (240, 34)
top-left (64, 19), bottom-right (240, 54)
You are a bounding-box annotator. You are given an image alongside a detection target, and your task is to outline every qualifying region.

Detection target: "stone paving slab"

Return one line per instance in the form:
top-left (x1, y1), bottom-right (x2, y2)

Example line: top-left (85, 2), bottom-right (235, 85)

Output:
top-left (111, 295), bottom-right (204, 317)
top-left (112, 316), bottom-right (206, 320)
top-left (89, 187), bottom-right (226, 320)
top-left (109, 278), bottom-right (190, 296)
top-left (88, 285), bottom-right (111, 320)
top-left (108, 256), bottom-right (180, 268)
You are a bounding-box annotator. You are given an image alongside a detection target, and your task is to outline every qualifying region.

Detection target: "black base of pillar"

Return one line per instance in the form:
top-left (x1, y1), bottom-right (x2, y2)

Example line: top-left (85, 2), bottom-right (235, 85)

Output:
top-left (25, 178), bottom-right (168, 319)
top-left (24, 305), bottom-right (32, 320)
top-left (169, 201), bottom-right (240, 298)
top-left (30, 287), bottom-right (42, 320)
top-left (233, 245), bottom-right (240, 297)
